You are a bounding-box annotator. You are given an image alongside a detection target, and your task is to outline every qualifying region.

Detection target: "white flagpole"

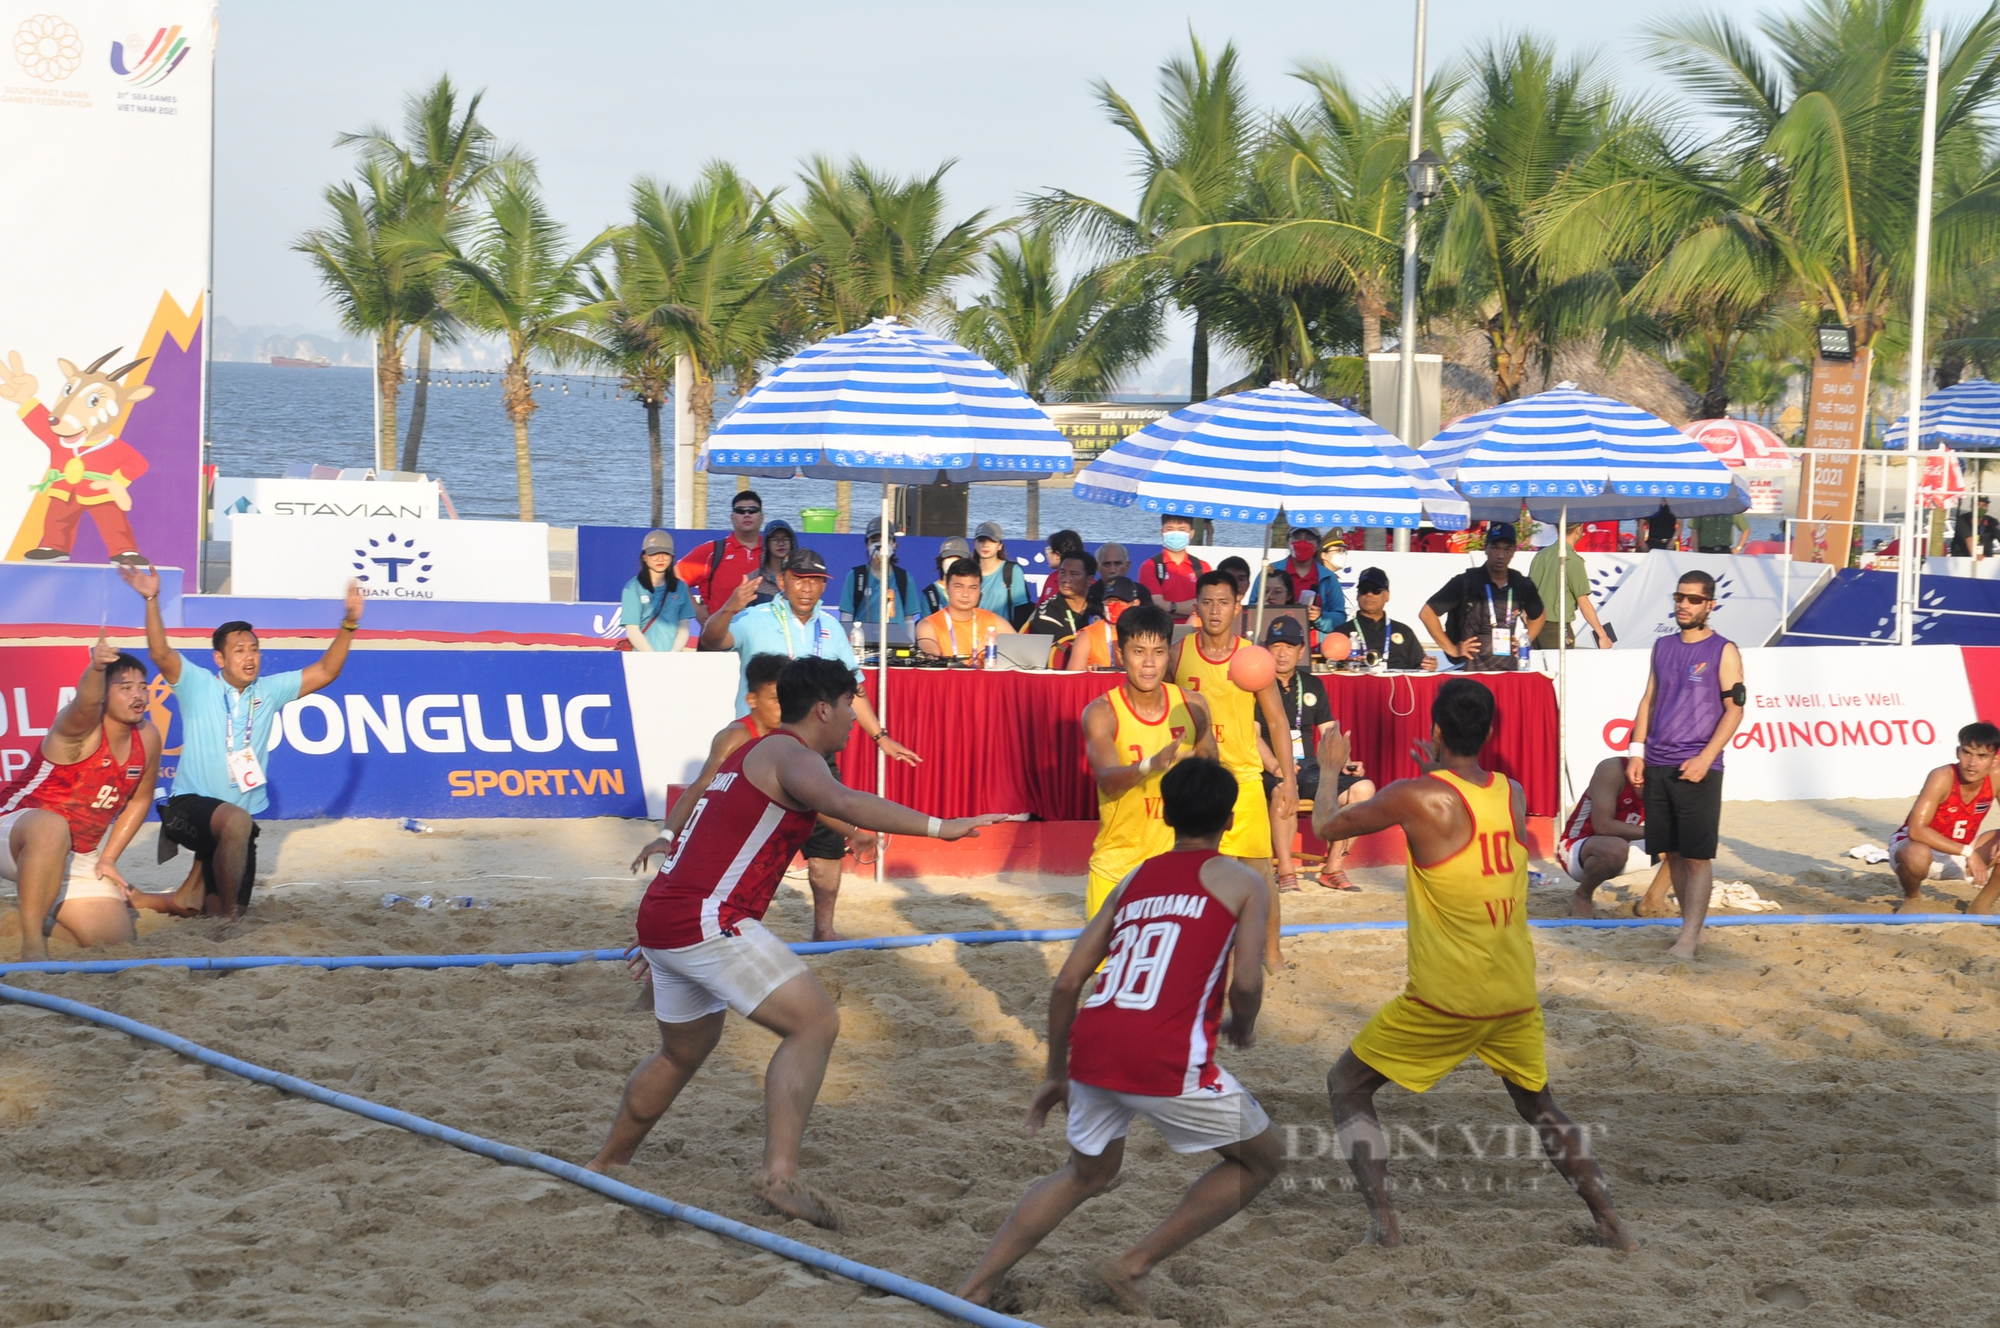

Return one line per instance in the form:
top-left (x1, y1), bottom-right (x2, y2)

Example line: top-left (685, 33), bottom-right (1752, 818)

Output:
top-left (876, 483), bottom-right (892, 883)
top-left (1899, 28), bottom-right (1942, 645)
top-left (1393, 0), bottom-right (1429, 556)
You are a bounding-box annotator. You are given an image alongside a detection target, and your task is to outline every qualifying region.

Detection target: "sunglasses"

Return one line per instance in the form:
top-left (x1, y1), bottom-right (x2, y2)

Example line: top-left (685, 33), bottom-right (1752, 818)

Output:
top-left (1671, 593), bottom-right (1710, 605)
top-left (733, 506), bottom-right (762, 516)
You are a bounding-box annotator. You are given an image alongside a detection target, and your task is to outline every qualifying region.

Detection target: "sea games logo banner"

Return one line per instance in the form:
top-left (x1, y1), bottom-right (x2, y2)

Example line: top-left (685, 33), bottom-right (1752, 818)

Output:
top-left (229, 514), bottom-right (551, 602)
top-left (1551, 645), bottom-right (1973, 802)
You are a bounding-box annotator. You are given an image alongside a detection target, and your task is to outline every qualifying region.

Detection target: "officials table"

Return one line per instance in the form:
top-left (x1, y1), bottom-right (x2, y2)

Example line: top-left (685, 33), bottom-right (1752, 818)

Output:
top-left (837, 667), bottom-right (1558, 820)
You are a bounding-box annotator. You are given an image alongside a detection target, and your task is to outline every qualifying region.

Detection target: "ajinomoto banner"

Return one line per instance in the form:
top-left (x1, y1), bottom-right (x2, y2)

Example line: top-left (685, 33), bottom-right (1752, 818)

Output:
top-left (0, 5), bottom-right (213, 572)
top-left (1794, 350), bottom-right (1872, 568)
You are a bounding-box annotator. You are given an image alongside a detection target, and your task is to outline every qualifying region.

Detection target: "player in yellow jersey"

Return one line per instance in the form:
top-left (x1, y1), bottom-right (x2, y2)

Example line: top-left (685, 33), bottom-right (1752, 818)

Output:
top-left (1081, 604), bottom-right (1214, 919)
top-left (1311, 678), bottom-right (1636, 1251)
top-left (1171, 570), bottom-right (1295, 968)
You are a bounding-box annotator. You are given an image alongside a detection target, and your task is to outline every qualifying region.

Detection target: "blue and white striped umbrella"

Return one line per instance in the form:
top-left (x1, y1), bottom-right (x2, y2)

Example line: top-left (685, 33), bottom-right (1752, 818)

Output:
top-left (1884, 378), bottom-right (2000, 450)
top-left (1424, 384), bottom-right (1747, 520)
top-left (1072, 381), bottom-right (1470, 529)
top-left (702, 316), bottom-right (1072, 484)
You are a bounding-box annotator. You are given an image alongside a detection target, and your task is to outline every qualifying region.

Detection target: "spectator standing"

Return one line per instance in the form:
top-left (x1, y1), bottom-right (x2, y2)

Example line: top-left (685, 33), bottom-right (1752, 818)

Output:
top-left (677, 489), bottom-right (766, 619)
top-left (1065, 576), bottom-right (1142, 670)
top-left (1691, 512), bottom-right (1748, 555)
top-left (838, 518), bottom-right (917, 626)
top-left (1035, 529), bottom-right (1085, 603)
top-left (1138, 515), bottom-right (1210, 618)
top-left (922, 537), bottom-right (973, 615)
top-left (1266, 526), bottom-right (1323, 606)
top-left (1216, 556), bottom-right (1253, 599)
top-left (621, 530), bottom-right (697, 652)
top-left (1332, 567), bottom-right (1436, 670)
top-left (973, 521), bottom-right (1035, 627)
top-left (1644, 502), bottom-right (1679, 551)
top-left (1417, 523), bottom-right (1544, 671)
top-left (1528, 524), bottom-right (1615, 651)
top-left (1025, 550), bottom-right (1094, 662)
top-left (917, 559), bottom-right (1014, 660)
top-left (747, 520), bottom-right (796, 605)
top-left (1627, 569), bottom-right (1744, 959)
top-left (120, 565), bottom-right (363, 917)
top-left (1310, 536), bottom-right (1348, 633)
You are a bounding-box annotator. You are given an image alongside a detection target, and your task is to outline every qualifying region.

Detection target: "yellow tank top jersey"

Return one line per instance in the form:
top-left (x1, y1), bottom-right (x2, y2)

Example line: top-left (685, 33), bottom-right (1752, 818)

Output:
top-left (1090, 683), bottom-right (1196, 879)
top-left (1404, 769), bottom-right (1538, 1019)
top-left (1172, 636), bottom-right (1259, 777)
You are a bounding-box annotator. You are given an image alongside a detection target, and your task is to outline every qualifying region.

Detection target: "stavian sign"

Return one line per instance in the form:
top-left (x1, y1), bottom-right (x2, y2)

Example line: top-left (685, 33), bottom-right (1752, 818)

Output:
top-left (209, 477), bottom-right (440, 541)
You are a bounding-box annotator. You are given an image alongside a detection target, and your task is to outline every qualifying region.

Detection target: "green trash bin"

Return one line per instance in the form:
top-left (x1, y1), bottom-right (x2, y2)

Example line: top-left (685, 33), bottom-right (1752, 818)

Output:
top-left (799, 507), bottom-right (838, 533)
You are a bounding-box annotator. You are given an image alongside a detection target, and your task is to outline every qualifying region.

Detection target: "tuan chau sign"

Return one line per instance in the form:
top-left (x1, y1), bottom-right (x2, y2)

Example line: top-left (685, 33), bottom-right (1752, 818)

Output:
top-left (1794, 349), bottom-right (1872, 568)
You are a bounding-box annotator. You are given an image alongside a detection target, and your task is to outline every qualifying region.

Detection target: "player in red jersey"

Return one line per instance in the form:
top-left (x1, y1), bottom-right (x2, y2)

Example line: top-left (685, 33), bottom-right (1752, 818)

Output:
top-left (630, 653), bottom-right (877, 938)
top-left (0, 637), bottom-right (185, 960)
top-left (956, 757), bottom-right (1279, 1314)
top-left (1559, 755), bottom-right (1653, 918)
top-left (588, 657), bottom-right (1004, 1226)
top-left (1891, 720), bottom-right (2000, 913)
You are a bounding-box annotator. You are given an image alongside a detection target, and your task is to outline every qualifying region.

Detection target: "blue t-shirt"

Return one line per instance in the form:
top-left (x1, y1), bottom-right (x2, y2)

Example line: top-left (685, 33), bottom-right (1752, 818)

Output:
top-left (727, 600), bottom-right (862, 717)
top-left (169, 653), bottom-right (305, 814)
top-left (838, 565), bottom-right (917, 625)
top-left (619, 574), bottom-right (696, 650)
top-left (979, 562), bottom-right (1031, 621)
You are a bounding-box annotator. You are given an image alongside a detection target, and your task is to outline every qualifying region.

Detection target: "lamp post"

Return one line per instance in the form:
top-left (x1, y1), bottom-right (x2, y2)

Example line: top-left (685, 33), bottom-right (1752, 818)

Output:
top-left (1898, 29), bottom-right (1942, 646)
top-left (1393, 0), bottom-right (1438, 555)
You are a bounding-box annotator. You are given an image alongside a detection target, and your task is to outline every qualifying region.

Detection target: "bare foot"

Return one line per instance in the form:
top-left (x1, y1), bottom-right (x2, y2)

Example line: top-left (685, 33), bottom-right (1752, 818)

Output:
top-left (129, 889), bottom-right (201, 918)
top-left (1595, 1212), bottom-right (1641, 1251)
top-left (1665, 938), bottom-right (1699, 960)
top-left (1891, 895), bottom-right (1920, 914)
top-left (1263, 950), bottom-right (1289, 973)
top-left (1569, 888), bottom-right (1596, 919)
top-left (1359, 1214), bottom-right (1404, 1247)
top-left (752, 1175), bottom-right (842, 1230)
top-left (810, 927), bottom-right (849, 943)
top-left (1096, 1261), bottom-right (1151, 1315)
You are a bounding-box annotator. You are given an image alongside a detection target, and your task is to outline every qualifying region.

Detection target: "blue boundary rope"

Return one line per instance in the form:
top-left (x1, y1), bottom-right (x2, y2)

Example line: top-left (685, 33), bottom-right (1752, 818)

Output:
top-left (0, 981), bottom-right (1038, 1328)
top-left (0, 912), bottom-right (1993, 980)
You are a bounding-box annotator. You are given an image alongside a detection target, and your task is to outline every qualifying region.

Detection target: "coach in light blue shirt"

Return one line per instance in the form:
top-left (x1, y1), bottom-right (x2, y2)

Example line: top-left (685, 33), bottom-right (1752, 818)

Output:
top-left (123, 565), bottom-right (364, 918)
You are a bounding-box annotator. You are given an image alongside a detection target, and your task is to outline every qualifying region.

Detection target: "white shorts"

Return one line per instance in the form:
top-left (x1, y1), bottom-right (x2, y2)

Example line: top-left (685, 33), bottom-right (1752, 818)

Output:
top-left (1889, 827), bottom-right (1968, 880)
top-left (639, 919), bottom-right (809, 1024)
top-left (0, 810), bottom-right (124, 909)
top-left (1065, 1069), bottom-right (1271, 1157)
top-left (1560, 837), bottom-right (1654, 883)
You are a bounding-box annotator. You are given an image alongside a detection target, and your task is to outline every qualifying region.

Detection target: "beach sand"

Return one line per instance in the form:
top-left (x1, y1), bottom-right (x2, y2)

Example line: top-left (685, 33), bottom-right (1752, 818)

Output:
top-left (1, 799), bottom-right (1997, 1326)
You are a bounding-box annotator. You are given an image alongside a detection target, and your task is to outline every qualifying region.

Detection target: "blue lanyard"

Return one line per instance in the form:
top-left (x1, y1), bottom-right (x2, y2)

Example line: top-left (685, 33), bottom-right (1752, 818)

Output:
top-left (224, 685), bottom-right (257, 753)
top-left (1483, 579), bottom-right (1512, 629)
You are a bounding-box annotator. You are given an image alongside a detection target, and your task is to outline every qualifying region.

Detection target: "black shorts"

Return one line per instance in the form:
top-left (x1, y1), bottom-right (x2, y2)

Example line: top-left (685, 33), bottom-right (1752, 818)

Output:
top-left (1642, 765), bottom-right (1723, 860)
top-left (1261, 764), bottom-right (1359, 803)
top-left (801, 754), bottom-right (846, 860)
top-left (157, 794), bottom-right (260, 908)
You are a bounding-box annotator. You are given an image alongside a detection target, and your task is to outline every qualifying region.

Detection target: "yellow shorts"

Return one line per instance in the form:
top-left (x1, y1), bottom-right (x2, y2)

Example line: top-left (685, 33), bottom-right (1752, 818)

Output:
top-left (1350, 994), bottom-right (1548, 1094)
top-left (1216, 770), bottom-right (1271, 860)
top-left (1085, 871), bottom-right (1122, 920)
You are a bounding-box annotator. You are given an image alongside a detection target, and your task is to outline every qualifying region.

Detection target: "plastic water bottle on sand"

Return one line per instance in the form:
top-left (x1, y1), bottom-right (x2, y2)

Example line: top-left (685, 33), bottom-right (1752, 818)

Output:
top-left (444, 896), bottom-right (491, 910)
top-left (380, 893), bottom-right (411, 908)
top-left (400, 818), bottom-right (433, 834)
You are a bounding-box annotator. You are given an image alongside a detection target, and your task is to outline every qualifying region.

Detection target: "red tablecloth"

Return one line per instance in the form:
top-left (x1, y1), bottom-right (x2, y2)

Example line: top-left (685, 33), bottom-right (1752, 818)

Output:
top-left (838, 668), bottom-right (1559, 819)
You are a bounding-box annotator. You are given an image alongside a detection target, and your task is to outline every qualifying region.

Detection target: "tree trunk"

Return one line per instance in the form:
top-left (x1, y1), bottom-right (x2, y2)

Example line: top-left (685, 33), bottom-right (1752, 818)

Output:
top-left (400, 329), bottom-right (432, 473)
top-left (376, 333), bottom-right (405, 472)
top-left (692, 370), bottom-right (717, 528)
top-left (835, 480), bottom-right (853, 533)
top-left (502, 358), bottom-right (539, 520)
top-left (1358, 279), bottom-right (1389, 357)
top-left (646, 398), bottom-right (664, 528)
top-left (1937, 350), bottom-right (1965, 390)
top-left (1190, 306), bottom-right (1210, 402)
top-left (1025, 480), bottom-right (1040, 540)
top-left (1487, 316), bottom-right (1527, 404)
top-left (1696, 349), bottom-right (1730, 420)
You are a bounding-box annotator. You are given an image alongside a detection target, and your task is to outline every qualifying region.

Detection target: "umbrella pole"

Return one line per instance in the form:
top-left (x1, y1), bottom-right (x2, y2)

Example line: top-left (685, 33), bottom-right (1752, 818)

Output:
top-left (1558, 502), bottom-right (1570, 812)
top-left (876, 482), bottom-right (892, 884)
top-left (1254, 509), bottom-right (1275, 644)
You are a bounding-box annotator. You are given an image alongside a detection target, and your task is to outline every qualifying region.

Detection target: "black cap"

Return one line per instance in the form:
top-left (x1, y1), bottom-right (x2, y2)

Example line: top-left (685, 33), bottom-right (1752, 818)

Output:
top-left (1487, 521), bottom-right (1518, 545)
top-left (1263, 616), bottom-right (1305, 646)
top-left (1356, 566), bottom-right (1389, 592)
top-left (784, 547), bottom-right (829, 577)
top-left (1100, 575), bottom-right (1142, 603)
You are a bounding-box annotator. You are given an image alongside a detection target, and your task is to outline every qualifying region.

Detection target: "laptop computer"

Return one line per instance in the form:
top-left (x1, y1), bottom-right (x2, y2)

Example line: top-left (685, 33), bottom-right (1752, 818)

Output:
top-left (992, 633), bottom-right (1057, 670)
top-left (857, 622), bottom-right (914, 646)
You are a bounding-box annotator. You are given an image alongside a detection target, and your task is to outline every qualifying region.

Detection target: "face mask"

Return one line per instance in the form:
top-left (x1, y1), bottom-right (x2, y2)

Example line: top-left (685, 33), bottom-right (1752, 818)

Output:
top-left (1161, 531), bottom-right (1191, 553)
top-left (1322, 546), bottom-right (1346, 568)
top-left (1292, 539), bottom-right (1317, 560)
top-left (1105, 598), bottom-right (1130, 623)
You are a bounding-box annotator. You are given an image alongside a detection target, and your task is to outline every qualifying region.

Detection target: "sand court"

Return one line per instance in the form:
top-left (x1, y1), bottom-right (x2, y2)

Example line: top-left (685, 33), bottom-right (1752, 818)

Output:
top-left (1, 806), bottom-right (1998, 1326)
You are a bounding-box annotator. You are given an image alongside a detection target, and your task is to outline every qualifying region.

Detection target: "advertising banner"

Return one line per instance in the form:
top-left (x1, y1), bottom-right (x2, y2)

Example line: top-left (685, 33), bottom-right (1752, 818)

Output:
top-left (1593, 552), bottom-right (1831, 649)
top-left (0, 645), bottom-right (737, 820)
top-left (1794, 351), bottom-right (1872, 568)
top-left (0, 4), bottom-right (213, 571)
top-left (230, 515), bottom-right (551, 602)
top-left (210, 477), bottom-right (441, 541)
top-left (1552, 644), bottom-right (1971, 802)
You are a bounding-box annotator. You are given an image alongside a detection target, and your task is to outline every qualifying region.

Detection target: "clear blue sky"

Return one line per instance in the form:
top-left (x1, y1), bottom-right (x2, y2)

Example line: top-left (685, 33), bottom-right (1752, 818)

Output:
top-left (215, 0), bottom-right (1990, 332)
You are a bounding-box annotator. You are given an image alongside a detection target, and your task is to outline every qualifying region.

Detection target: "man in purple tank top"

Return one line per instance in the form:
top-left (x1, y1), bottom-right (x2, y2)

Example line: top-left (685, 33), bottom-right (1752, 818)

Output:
top-left (1626, 570), bottom-right (1744, 958)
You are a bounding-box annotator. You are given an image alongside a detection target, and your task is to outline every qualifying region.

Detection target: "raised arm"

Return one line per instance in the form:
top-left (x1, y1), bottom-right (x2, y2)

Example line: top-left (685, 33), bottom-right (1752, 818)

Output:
top-left (299, 581), bottom-right (364, 697)
top-left (771, 741), bottom-right (1004, 839)
top-left (47, 636), bottom-right (122, 756)
top-left (118, 563), bottom-right (178, 683)
top-left (698, 576), bottom-right (759, 651)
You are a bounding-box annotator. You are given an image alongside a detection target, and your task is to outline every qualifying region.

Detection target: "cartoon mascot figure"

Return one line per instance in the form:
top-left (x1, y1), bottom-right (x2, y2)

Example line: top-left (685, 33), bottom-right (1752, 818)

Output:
top-left (0, 347), bottom-right (152, 564)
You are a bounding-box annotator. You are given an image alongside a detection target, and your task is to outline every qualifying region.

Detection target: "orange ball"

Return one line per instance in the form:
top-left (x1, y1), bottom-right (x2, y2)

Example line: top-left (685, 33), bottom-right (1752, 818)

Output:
top-left (1321, 632), bottom-right (1353, 662)
top-left (1228, 644), bottom-right (1277, 692)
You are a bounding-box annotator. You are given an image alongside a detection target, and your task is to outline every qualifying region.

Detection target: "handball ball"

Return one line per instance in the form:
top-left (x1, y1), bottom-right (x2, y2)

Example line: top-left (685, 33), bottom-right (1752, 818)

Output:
top-left (1322, 632), bottom-right (1353, 662)
top-left (1229, 644), bottom-right (1276, 691)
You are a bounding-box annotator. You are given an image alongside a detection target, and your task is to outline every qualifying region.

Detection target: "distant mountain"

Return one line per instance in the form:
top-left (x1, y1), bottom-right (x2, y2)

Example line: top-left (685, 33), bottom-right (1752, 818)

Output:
top-left (208, 316), bottom-right (511, 370)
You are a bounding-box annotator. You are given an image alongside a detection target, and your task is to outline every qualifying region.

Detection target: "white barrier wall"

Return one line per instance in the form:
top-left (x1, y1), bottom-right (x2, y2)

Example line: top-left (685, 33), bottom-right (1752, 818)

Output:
top-left (230, 514), bottom-right (550, 602)
top-left (623, 649), bottom-right (740, 816)
top-left (1547, 645), bottom-right (1971, 802)
top-left (210, 477), bottom-right (440, 540)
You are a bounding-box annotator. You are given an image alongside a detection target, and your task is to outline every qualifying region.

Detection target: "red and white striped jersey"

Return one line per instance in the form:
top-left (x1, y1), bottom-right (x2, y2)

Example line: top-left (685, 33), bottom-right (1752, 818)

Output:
top-left (1067, 849), bottom-right (1241, 1097)
top-left (1558, 778), bottom-right (1644, 855)
top-left (636, 733), bottom-right (817, 948)
top-left (1, 723), bottom-right (146, 854)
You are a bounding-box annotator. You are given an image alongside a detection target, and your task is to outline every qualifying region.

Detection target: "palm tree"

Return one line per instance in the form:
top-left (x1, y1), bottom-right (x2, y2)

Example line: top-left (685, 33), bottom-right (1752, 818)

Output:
top-left (294, 161), bottom-right (437, 470)
top-left (1032, 34), bottom-right (1260, 401)
top-left (593, 164), bottom-right (792, 526)
top-left (1430, 37), bottom-right (1621, 402)
top-left (1645, 0), bottom-right (2000, 356)
top-left (337, 77), bottom-right (513, 472)
top-left (434, 164), bottom-right (613, 520)
top-left (776, 157), bottom-right (1004, 525)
